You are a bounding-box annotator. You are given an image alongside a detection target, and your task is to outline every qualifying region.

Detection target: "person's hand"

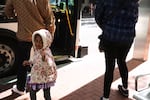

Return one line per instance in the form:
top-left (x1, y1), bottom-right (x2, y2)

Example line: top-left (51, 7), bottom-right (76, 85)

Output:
top-left (49, 66), bottom-right (57, 81)
top-left (23, 60), bottom-right (30, 66)
top-left (50, 24), bottom-right (56, 34)
top-left (98, 35), bottom-right (105, 52)
top-left (40, 50), bottom-right (46, 61)
top-left (98, 41), bottom-right (104, 52)
top-left (47, 24), bottom-right (56, 37)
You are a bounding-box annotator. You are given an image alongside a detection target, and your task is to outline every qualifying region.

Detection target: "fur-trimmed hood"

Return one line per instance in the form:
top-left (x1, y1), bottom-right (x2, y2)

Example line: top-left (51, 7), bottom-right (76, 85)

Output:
top-left (32, 29), bottom-right (53, 50)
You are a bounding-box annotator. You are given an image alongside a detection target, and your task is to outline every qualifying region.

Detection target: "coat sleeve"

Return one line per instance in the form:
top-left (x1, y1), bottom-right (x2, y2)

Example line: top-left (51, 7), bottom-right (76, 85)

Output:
top-left (29, 46), bottom-right (34, 62)
top-left (95, 0), bottom-right (105, 29)
top-left (4, 0), bottom-right (15, 18)
top-left (37, 0), bottom-right (56, 36)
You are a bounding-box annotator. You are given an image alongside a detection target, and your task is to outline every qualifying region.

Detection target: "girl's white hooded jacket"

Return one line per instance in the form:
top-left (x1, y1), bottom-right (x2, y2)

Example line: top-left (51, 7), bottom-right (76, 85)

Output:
top-left (29, 29), bottom-right (57, 84)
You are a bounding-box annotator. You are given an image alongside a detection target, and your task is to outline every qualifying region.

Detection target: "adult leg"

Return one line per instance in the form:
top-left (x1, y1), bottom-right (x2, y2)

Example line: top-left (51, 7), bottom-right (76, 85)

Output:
top-left (16, 41), bottom-right (32, 91)
top-left (103, 43), bottom-right (116, 98)
top-left (116, 43), bottom-right (132, 89)
top-left (43, 87), bottom-right (51, 100)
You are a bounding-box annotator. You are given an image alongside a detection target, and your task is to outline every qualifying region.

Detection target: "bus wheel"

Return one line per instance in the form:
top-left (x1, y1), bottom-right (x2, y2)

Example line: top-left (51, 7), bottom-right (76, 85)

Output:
top-left (0, 38), bottom-right (18, 78)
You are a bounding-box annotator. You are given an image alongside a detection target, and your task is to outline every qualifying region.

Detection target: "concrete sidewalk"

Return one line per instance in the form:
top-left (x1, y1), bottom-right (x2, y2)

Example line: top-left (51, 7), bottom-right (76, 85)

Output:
top-left (0, 55), bottom-right (145, 100)
top-left (60, 58), bottom-right (144, 100)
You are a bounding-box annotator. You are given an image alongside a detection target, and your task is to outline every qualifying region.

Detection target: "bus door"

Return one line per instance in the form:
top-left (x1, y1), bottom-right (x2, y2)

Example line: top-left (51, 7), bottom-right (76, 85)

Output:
top-left (50, 0), bottom-right (78, 60)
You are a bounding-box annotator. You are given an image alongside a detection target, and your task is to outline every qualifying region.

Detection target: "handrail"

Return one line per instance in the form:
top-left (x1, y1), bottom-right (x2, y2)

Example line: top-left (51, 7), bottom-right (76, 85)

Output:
top-left (65, 7), bottom-right (74, 36)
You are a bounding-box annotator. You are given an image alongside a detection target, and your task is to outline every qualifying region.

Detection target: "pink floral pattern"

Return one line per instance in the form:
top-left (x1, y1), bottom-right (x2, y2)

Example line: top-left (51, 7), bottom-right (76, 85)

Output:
top-left (30, 48), bottom-right (57, 84)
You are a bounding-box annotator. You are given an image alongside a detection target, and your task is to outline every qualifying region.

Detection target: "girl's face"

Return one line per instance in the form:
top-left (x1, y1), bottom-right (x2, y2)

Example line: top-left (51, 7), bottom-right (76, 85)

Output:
top-left (34, 34), bottom-right (43, 50)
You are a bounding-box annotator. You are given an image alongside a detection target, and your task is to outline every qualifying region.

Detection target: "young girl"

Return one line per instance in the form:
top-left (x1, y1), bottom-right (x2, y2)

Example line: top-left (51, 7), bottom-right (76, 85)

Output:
top-left (23, 29), bottom-right (57, 100)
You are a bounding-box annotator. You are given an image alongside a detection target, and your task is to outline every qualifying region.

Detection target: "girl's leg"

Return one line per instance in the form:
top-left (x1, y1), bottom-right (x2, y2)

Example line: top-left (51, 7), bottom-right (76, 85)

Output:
top-left (30, 89), bottom-right (37, 100)
top-left (43, 87), bottom-right (51, 100)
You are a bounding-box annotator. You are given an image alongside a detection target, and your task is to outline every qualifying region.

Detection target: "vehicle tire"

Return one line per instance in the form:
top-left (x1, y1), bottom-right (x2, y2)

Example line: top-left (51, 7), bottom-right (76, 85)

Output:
top-left (0, 37), bottom-right (18, 78)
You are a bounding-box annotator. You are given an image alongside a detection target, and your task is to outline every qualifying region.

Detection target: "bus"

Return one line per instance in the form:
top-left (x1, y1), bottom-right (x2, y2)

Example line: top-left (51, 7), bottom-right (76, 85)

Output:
top-left (0, 0), bottom-right (80, 77)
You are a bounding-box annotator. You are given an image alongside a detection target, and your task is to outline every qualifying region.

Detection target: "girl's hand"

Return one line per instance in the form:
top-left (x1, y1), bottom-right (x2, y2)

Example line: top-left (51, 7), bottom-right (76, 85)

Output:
top-left (23, 60), bottom-right (30, 66)
top-left (40, 50), bottom-right (46, 61)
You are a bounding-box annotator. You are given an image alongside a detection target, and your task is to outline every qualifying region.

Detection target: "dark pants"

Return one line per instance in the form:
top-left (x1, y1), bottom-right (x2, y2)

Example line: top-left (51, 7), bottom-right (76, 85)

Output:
top-left (103, 40), bottom-right (132, 98)
top-left (30, 88), bottom-right (51, 100)
top-left (16, 41), bottom-right (32, 91)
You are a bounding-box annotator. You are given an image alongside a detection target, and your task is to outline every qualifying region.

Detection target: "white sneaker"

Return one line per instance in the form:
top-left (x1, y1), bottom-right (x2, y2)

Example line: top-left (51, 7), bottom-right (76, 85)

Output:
top-left (12, 85), bottom-right (25, 95)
